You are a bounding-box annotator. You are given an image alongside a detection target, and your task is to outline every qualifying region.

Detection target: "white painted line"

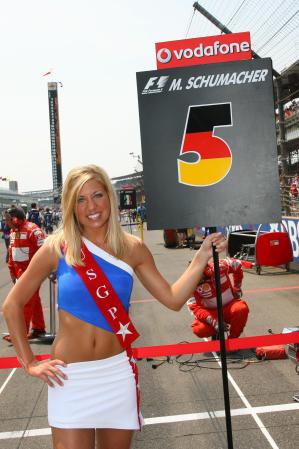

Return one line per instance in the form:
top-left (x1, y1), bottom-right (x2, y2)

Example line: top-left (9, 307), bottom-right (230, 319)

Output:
top-left (144, 402), bottom-right (299, 425)
top-left (1, 402), bottom-right (299, 440)
top-left (0, 430), bottom-right (25, 440)
top-left (208, 342), bottom-right (280, 449)
top-left (0, 369), bottom-right (16, 395)
top-left (0, 428), bottom-right (52, 440)
top-left (24, 428), bottom-right (52, 437)
top-left (227, 367), bottom-right (280, 449)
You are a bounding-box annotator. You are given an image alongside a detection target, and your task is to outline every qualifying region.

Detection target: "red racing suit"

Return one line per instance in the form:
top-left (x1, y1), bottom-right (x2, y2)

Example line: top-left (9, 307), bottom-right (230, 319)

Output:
top-left (8, 220), bottom-right (46, 333)
top-left (187, 258), bottom-right (249, 338)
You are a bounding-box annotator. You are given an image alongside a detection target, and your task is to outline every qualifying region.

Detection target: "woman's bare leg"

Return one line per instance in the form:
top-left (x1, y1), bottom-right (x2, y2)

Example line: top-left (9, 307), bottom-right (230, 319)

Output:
top-left (52, 427), bottom-right (95, 449)
top-left (96, 428), bottom-right (134, 449)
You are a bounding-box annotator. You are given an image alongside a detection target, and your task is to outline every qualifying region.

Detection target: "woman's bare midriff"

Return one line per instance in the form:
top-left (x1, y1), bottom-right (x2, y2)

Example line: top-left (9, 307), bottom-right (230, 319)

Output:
top-left (51, 310), bottom-right (124, 363)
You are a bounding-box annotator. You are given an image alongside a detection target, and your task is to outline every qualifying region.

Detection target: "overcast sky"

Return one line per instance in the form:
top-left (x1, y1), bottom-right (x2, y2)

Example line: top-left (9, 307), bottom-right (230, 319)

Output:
top-left (1, 0), bottom-right (298, 192)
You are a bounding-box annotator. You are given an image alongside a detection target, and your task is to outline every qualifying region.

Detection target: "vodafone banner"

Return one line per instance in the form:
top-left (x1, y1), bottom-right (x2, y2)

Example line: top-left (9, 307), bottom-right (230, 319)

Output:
top-left (136, 58), bottom-right (281, 230)
top-left (156, 32), bottom-right (252, 69)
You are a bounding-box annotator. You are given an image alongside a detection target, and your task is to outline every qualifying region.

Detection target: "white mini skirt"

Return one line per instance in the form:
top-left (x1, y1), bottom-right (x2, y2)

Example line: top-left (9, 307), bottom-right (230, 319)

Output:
top-left (48, 352), bottom-right (141, 429)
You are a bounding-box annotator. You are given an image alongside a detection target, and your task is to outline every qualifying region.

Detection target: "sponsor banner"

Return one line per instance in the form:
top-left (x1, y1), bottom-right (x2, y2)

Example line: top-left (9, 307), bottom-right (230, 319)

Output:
top-left (136, 58), bottom-right (281, 230)
top-left (48, 82), bottom-right (63, 193)
top-left (223, 217), bottom-right (299, 263)
top-left (156, 32), bottom-right (252, 70)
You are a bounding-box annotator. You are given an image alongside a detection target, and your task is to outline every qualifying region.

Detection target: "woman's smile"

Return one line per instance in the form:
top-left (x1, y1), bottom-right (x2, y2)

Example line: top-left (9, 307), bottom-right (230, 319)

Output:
top-left (87, 212), bottom-right (101, 220)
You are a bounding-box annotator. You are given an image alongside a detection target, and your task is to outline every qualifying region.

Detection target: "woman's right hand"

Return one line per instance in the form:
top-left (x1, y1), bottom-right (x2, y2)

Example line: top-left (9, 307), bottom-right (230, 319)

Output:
top-left (26, 359), bottom-right (68, 387)
top-left (196, 232), bottom-right (227, 262)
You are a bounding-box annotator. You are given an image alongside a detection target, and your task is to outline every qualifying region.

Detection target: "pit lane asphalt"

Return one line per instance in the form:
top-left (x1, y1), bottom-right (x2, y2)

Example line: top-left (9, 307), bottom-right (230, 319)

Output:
top-left (0, 228), bottom-right (299, 449)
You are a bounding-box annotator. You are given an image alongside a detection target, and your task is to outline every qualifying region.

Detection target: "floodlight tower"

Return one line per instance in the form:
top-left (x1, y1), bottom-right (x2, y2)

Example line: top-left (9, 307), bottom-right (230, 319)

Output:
top-left (47, 82), bottom-right (63, 205)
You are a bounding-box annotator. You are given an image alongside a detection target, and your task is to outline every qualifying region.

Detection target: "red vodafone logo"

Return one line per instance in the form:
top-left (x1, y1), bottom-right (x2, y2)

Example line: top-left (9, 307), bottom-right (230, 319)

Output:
top-left (157, 48), bottom-right (172, 64)
top-left (156, 32), bottom-right (252, 69)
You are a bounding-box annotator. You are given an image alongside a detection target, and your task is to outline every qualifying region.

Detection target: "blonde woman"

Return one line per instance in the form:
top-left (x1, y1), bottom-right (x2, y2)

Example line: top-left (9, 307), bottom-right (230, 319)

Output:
top-left (3, 164), bottom-right (226, 449)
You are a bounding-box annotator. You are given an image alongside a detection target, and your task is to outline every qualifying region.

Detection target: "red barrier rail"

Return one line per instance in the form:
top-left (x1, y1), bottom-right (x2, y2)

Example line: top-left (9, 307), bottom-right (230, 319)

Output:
top-left (1, 332), bottom-right (299, 369)
top-left (133, 332), bottom-right (299, 358)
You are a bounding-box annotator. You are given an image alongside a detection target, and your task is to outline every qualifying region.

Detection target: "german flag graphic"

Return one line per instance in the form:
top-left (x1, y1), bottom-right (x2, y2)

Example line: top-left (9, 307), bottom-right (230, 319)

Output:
top-left (178, 103), bottom-right (232, 186)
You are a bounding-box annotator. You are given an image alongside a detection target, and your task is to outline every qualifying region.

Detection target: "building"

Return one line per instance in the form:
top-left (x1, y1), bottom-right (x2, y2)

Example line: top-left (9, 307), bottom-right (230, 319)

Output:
top-left (0, 187), bottom-right (32, 212)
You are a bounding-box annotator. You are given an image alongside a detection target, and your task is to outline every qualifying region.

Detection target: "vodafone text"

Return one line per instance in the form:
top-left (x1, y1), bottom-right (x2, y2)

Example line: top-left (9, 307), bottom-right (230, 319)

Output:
top-left (157, 40), bottom-right (251, 64)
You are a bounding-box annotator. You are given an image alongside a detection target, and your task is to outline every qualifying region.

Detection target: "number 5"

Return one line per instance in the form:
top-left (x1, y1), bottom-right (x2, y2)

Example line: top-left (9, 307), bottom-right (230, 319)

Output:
top-left (178, 103), bottom-right (233, 187)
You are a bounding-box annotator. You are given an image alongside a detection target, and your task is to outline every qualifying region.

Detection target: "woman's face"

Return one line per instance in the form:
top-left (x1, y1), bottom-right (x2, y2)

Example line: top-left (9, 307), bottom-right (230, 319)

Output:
top-left (75, 179), bottom-right (111, 233)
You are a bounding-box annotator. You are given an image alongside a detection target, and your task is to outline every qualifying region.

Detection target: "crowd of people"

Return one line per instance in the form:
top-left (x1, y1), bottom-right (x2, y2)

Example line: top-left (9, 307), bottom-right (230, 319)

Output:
top-left (26, 203), bottom-right (62, 232)
top-left (1, 203), bottom-right (61, 240)
top-left (289, 175), bottom-right (299, 198)
top-left (119, 204), bottom-right (146, 224)
top-left (283, 175), bottom-right (299, 215)
top-left (279, 175), bottom-right (299, 215)
top-left (283, 99), bottom-right (299, 120)
top-left (276, 99), bottom-right (299, 122)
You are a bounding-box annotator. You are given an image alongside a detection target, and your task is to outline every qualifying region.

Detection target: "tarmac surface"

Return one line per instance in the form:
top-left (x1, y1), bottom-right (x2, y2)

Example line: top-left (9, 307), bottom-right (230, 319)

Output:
top-left (0, 226), bottom-right (299, 449)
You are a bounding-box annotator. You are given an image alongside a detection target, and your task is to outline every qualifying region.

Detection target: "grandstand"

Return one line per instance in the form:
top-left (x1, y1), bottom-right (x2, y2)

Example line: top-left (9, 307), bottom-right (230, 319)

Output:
top-left (0, 188), bottom-right (56, 213)
top-left (277, 59), bottom-right (299, 215)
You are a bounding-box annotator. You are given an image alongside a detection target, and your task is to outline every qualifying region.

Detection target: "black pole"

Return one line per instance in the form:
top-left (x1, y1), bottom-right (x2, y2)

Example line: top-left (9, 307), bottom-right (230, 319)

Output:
top-left (209, 226), bottom-right (234, 449)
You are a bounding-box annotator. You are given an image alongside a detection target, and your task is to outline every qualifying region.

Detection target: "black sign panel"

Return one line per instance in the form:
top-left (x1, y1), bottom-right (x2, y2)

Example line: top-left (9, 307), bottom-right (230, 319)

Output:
top-left (136, 58), bottom-right (281, 229)
top-left (120, 189), bottom-right (137, 210)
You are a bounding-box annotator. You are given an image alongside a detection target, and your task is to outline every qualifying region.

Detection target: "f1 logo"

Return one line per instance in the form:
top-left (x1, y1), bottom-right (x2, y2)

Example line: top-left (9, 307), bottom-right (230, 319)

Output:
top-left (143, 76), bottom-right (169, 91)
top-left (178, 103), bottom-right (233, 186)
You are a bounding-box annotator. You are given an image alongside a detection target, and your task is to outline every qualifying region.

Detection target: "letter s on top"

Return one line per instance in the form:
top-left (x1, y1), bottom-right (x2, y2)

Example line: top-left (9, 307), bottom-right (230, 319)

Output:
top-left (86, 269), bottom-right (97, 280)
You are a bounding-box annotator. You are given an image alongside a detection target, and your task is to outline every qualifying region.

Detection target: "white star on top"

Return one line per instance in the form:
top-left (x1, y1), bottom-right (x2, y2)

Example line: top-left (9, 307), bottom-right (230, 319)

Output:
top-left (116, 322), bottom-right (133, 341)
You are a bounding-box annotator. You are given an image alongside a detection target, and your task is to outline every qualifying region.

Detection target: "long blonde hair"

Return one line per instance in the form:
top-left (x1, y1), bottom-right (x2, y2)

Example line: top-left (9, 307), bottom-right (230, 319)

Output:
top-left (47, 164), bottom-right (128, 265)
